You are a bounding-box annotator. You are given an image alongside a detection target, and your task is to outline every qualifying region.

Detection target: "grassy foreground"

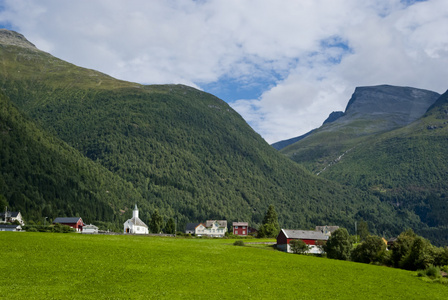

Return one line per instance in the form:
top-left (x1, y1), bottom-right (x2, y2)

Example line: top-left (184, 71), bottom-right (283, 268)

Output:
top-left (1, 233), bottom-right (446, 299)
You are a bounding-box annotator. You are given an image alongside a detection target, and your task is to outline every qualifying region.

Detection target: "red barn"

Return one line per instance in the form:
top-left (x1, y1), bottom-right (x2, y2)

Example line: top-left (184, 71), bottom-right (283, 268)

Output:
top-left (53, 217), bottom-right (85, 232)
top-left (232, 222), bottom-right (248, 236)
top-left (276, 229), bottom-right (329, 254)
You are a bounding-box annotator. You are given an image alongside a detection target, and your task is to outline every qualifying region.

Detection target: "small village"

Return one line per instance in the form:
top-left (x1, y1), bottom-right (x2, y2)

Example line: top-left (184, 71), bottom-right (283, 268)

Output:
top-left (2, 204), bottom-right (388, 255)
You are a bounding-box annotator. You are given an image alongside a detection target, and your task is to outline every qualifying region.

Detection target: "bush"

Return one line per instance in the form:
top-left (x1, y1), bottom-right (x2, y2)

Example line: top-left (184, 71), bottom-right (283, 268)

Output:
top-left (233, 240), bottom-right (245, 246)
top-left (290, 239), bottom-right (309, 254)
top-left (417, 265), bottom-right (441, 279)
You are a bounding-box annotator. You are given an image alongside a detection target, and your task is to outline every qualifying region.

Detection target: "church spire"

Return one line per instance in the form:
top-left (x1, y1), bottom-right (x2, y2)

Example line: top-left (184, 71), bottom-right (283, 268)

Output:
top-left (133, 204), bottom-right (139, 219)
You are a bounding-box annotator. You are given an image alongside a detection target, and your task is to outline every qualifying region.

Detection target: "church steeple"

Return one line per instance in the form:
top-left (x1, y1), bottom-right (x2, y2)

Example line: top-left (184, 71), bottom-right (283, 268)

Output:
top-left (133, 204), bottom-right (139, 219)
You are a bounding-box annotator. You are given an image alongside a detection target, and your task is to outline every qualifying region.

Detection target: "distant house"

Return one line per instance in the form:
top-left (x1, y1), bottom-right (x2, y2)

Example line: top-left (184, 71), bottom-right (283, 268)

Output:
top-left (387, 237), bottom-right (398, 249)
top-left (123, 204), bottom-right (148, 234)
top-left (0, 224), bottom-right (22, 231)
top-left (248, 226), bottom-right (258, 236)
top-left (53, 217), bottom-right (85, 232)
top-left (82, 224), bottom-right (99, 234)
top-left (195, 220), bottom-right (227, 237)
top-left (315, 225), bottom-right (339, 236)
top-left (185, 223), bottom-right (201, 234)
top-left (0, 211), bottom-right (25, 226)
top-left (277, 229), bottom-right (329, 254)
top-left (232, 222), bottom-right (248, 236)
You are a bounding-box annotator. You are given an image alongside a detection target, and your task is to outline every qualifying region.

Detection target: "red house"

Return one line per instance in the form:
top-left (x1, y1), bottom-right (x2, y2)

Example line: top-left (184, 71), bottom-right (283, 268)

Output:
top-left (53, 217), bottom-right (85, 232)
top-left (232, 222), bottom-right (248, 236)
top-left (276, 229), bottom-right (329, 254)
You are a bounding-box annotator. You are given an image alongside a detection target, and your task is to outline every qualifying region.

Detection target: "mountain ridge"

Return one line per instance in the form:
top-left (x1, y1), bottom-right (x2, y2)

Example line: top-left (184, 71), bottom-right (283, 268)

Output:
top-left (0, 29), bottom-right (423, 236)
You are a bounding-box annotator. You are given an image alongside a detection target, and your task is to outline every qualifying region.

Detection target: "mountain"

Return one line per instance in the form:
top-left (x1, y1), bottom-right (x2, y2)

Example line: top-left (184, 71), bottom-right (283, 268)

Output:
top-left (0, 30), bottom-right (427, 236)
top-left (0, 89), bottom-right (144, 231)
top-left (274, 85), bottom-right (439, 151)
top-left (279, 85), bottom-right (448, 245)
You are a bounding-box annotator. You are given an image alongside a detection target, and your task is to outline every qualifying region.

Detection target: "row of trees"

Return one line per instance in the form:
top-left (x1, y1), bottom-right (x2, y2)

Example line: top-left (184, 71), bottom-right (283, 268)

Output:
top-left (147, 209), bottom-right (176, 234)
top-left (323, 228), bottom-right (448, 271)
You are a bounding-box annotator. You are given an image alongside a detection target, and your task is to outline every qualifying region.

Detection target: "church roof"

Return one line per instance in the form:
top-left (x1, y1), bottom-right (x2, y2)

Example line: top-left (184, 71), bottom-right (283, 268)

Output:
top-left (127, 217), bottom-right (148, 228)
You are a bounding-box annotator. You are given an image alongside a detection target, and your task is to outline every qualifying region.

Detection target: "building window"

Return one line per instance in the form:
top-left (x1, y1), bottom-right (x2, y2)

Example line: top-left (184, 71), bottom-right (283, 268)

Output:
top-left (243, 230), bottom-right (246, 234)
top-left (235, 226), bottom-right (238, 229)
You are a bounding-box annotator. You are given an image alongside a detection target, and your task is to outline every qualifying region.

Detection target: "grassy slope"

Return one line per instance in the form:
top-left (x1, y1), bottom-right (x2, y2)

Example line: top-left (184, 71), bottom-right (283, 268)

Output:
top-left (1, 232), bottom-right (446, 299)
top-left (0, 39), bottom-right (414, 234)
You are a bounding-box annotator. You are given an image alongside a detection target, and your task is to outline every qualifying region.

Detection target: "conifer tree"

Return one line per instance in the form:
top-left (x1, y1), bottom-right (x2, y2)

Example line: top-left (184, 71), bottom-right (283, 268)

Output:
top-left (164, 217), bottom-right (175, 234)
top-left (258, 204), bottom-right (280, 238)
top-left (149, 209), bottom-right (163, 233)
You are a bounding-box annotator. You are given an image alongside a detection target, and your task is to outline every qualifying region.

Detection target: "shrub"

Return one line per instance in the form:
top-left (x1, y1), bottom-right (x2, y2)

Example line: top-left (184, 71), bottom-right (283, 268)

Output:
top-left (417, 265), bottom-right (441, 279)
top-left (290, 239), bottom-right (309, 254)
top-left (233, 240), bottom-right (245, 246)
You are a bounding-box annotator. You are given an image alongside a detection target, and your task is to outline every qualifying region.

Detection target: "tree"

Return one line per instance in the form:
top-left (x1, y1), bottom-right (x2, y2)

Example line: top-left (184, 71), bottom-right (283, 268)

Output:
top-left (390, 229), bottom-right (417, 268)
top-left (352, 235), bottom-right (386, 264)
top-left (258, 204), bottom-right (280, 238)
top-left (400, 236), bottom-right (434, 270)
top-left (357, 220), bottom-right (369, 242)
top-left (324, 228), bottom-right (352, 260)
top-left (164, 217), bottom-right (175, 234)
top-left (149, 209), bottom-right (163, 233)
top-left (290, 239), bottom-right (310, 254)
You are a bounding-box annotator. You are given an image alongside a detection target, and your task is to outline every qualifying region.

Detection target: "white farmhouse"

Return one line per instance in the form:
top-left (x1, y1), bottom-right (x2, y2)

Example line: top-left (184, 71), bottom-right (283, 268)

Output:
top-left (123, 204), bottom-right (149, 234)
top-left (82, 224), bottom-right (99, 234)
top-left (195, 220), bottom-right (227, 237)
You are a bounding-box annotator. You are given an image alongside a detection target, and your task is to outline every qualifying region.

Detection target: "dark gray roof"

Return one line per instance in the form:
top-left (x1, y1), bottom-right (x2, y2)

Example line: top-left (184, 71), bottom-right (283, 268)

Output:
top-left (0, 224), bottom-right (21, 228)
top-left (185, 223), bottom-right (201, 231)
top-left (53, 217), bottom-right (83, 224)
top-left (281, 229), bottom-right (329, 240)
top-left (0, 211), bottom-right (20, 218)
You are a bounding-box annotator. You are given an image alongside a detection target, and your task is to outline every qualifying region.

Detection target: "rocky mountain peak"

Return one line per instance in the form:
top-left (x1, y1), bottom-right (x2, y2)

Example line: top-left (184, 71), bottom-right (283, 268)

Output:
top-left (0, 29), bottom-right (38, 51)
top-left (344, 85), bottom-right (440, 121)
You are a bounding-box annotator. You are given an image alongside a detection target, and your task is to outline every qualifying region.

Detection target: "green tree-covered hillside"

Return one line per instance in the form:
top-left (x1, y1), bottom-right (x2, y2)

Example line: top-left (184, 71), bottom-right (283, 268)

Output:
top-left (0, 91), bottom-right (144, 230)
top-left (281, 89), bottom-right (448, 245)
top-left (0, 30), bottom-right (427, 235)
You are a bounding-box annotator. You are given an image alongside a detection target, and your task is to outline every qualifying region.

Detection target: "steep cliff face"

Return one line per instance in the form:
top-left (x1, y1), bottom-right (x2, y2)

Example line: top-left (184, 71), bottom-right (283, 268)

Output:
top-left (343, 85), bottom-right (440, 127)
top-left (272, 85), bottom-right (439, 150)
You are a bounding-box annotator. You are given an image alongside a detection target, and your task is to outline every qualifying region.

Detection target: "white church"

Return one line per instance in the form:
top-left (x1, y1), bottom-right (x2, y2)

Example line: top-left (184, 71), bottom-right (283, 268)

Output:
top-left (123, 204), bottom-right (149, 234)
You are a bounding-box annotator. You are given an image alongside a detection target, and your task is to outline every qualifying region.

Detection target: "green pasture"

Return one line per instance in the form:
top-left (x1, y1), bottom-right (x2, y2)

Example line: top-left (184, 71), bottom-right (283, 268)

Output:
top-left (1, 233), bottom-right (446, 299)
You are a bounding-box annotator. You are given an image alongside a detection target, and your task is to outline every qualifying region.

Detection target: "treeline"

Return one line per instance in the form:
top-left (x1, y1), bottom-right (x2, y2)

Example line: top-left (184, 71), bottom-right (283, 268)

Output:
top-left (321, 228), bottom-right (448, 281)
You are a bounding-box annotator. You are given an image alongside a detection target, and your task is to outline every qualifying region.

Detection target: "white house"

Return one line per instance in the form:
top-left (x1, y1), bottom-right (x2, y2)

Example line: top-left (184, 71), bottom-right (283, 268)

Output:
top-left (0, 211), bottom-right (25, 226)
top-left (123, 204), bottom-right (149, 234)
top-left (0, 224), bottom-right (22, 231)
top-left (195, 220), bottom-right (227, 237)
top-left (82, 224), bottom-right (99, 234)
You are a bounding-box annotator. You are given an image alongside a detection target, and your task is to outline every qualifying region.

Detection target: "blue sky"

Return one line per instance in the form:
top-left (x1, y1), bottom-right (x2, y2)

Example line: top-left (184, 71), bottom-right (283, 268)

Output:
top-left (1, 0), bottom-right (448, 143)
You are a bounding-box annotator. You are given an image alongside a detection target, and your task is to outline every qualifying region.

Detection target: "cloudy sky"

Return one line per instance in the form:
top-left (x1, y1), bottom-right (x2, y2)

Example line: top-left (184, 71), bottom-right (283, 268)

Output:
top-left (1, 0), bottom-right (448, 143)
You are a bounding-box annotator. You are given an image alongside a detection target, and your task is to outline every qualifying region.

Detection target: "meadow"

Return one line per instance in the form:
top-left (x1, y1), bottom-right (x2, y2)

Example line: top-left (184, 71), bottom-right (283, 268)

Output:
top-left (1, 233), bottom-right (447, 299)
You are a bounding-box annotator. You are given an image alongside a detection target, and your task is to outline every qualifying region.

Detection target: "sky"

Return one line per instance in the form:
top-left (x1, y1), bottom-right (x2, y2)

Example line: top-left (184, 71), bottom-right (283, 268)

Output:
top-left (1, 0), bottom-right (448, 144)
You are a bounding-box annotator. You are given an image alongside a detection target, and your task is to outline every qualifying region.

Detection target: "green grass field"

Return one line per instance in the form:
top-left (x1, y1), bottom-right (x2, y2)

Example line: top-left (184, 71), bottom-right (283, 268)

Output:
top-left (1, 233), bottom-right (446, 299)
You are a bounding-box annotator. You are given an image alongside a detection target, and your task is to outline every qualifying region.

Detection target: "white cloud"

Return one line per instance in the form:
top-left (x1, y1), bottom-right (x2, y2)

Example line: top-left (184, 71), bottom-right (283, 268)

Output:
top-left (1, 0), bottom-right (448, 143)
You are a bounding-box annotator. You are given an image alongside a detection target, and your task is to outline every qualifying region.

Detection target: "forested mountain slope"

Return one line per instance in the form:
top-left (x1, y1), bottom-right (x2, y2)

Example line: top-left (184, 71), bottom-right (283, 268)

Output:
top-left (0, 30), bottom-right (427, 235)
top-left (279, 86), bottom-right (448, 245)
top-left (0, 91), bottom-right (144, 230)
